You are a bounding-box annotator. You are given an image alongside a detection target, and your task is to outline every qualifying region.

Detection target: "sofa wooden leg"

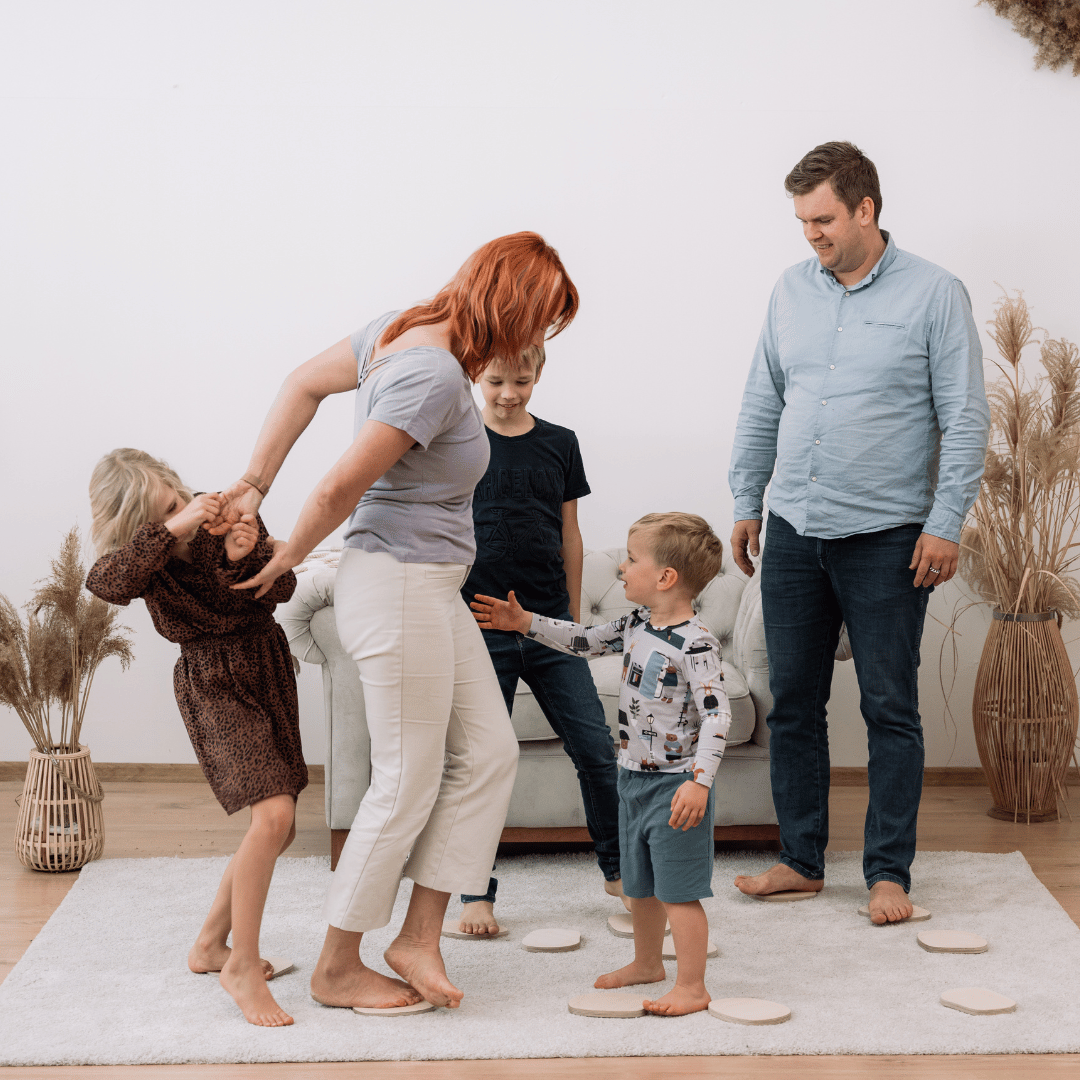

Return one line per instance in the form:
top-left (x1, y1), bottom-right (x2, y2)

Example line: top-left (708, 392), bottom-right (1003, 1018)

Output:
top-left (330, 828), bottom-right (350, 871)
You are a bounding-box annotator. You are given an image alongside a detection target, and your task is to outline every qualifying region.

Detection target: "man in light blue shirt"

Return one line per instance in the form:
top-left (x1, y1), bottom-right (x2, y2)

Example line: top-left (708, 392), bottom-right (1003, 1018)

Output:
top-left (728, 142), bottom-right (989, 923)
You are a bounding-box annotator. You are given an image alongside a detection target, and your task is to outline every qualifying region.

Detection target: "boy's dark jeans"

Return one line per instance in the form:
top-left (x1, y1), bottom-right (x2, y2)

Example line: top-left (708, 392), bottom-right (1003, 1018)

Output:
top-left (461, 614), bottom-right (621, 904)
top-left (760, 513), bottom-right (929, 893)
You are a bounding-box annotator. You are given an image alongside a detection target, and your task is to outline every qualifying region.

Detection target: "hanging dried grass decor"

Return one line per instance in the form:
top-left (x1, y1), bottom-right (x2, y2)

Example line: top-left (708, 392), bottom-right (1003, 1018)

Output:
top-left (0, 527), bottom-right (133, 870)
top-left (960, 289), bottom-right (1080, 821)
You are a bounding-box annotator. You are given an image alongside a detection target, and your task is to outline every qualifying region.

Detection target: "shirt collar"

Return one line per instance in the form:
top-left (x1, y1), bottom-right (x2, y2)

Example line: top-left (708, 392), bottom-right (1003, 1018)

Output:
top-left (819, 230), bottom-right (896, 290)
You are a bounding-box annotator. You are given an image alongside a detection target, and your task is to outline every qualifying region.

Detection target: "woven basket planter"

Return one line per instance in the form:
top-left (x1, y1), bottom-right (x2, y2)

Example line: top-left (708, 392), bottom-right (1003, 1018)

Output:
top-left (972, 610), bottom-right (1078, 823)
top-left (15, 745), bottom-right (104, 871)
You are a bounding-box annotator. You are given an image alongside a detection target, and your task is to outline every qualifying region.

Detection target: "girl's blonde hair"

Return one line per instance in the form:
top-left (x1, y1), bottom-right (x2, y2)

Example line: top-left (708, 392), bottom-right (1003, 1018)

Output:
top-left (89, 448), bottom-right (194, 556)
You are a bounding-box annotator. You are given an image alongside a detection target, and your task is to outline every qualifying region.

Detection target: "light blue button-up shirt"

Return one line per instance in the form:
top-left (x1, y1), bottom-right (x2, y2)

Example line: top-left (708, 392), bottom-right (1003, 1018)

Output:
top-left (729, 234), bottom-right (989, 544)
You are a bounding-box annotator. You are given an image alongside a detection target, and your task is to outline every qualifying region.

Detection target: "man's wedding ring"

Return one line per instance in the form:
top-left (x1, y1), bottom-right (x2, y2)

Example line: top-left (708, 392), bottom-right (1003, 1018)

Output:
top-left (929, 567), bottom-right (940, 574)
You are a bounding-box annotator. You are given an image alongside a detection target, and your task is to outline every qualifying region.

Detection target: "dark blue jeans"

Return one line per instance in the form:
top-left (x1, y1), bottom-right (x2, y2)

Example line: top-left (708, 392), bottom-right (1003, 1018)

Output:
top-left (760, 513), bottom-right (929, 892)
top-left (461, 616), bottom-right (621, 904)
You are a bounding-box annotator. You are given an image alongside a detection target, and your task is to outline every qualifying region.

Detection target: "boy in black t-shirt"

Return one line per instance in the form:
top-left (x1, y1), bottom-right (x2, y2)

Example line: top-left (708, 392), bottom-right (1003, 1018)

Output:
top-left (455, 345), bottom-right (623, 934)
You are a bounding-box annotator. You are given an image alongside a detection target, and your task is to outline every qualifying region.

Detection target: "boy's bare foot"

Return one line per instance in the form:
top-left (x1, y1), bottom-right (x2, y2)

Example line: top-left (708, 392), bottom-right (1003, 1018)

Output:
top-left (310, 957), bottom-right (421, 1010)
top-left (385, 937), bottom-right (464, 1009)
top-left (604, 877), bottom-right (633, 913)
top-left (594, 960), bottom-right (666, 990)
top-left (219, 955), bottom-right (294, 1027)
top-left (458, 900), bottom-right (500, 935)
top-left (643, 984), bottom-right (711, 1016)
top-left (188, 941), bottom-right (272, 979)
top-left (734, 863), bottom-right (824, 897)
top-left (868, 880), bottom-right (913, 924)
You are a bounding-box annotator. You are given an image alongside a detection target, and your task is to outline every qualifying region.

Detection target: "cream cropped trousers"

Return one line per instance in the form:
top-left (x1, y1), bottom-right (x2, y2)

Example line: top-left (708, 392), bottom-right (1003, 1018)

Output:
top-left (324, 548), bottom-right (519, 932)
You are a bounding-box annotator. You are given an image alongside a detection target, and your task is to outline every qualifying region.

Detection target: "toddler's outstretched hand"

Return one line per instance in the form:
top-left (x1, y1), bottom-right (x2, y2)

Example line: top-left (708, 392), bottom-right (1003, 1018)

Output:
top-left (225, 515), bottom-right (259, 562)
top-left (471, 591), bottom-right (532, 635)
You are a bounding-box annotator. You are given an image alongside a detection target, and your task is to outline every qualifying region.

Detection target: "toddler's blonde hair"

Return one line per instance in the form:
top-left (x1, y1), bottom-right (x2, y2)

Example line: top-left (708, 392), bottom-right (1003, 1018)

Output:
top-left (629, 512), bottom-right (724, 596)
top-left (89, 448), bottom-right (194, 556)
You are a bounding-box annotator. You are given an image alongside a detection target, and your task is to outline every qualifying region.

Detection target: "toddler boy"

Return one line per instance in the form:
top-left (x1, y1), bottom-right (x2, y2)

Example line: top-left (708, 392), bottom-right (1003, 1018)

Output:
top-left (472, 512), bottom-right (730, 1015)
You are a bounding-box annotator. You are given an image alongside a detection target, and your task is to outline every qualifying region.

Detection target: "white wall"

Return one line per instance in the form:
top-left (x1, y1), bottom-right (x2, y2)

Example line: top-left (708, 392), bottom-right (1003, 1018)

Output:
top-left (2, 0), bottom-right (1079, 769)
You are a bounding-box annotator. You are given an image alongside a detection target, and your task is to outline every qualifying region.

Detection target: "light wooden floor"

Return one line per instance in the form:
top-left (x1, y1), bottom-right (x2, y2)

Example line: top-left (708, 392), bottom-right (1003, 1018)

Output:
top-left (2, 779), bottom-right (1079, 1079)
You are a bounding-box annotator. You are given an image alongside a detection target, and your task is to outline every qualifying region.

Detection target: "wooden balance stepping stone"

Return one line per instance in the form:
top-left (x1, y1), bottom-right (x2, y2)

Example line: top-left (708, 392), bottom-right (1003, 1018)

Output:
top-left (752, 891), bottom-right (818, 903)
top-left (708, 997), bottom-right (791, 1025)
top-left (353, 999), bottom-right (437, 1016)
top-left (858, 904), bottom-right (931, 922)
top-left (917, 930), bottom-right (988, 954)
top-left (263, 957), bottom-right (294, 978)
top-left (607, 912), bottom-right (670, 937)
top-left (441, 918), bottom-right (509, 939)
top-left (663, 939), bottom-right (718, 959)
top-left (522, 928), bottom-right (581, 952)
top-left (568, 992), bottom-right (646, 1018)
top-left (940, 987), bottom-right (1016, 1015)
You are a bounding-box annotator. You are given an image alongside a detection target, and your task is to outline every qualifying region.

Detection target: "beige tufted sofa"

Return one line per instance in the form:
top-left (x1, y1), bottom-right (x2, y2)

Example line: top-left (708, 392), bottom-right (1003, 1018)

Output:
top-left (277, 548), bottom-right (779, 867)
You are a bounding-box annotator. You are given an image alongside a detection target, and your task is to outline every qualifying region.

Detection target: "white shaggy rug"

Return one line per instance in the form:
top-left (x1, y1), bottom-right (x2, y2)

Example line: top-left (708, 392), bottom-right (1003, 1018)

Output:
top-left (1, 850), bottom-right (1079, 1064)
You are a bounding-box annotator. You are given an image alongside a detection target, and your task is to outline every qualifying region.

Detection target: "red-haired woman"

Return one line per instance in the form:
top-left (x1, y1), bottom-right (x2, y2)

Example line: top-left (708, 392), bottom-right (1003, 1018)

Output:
top-left (216, 232), bottom-right (578, 1013)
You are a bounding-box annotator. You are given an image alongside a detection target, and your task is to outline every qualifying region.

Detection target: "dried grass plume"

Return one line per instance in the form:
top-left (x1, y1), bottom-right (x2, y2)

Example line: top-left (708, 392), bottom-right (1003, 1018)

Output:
top-left (981, 0), bottom-right (1080, 76)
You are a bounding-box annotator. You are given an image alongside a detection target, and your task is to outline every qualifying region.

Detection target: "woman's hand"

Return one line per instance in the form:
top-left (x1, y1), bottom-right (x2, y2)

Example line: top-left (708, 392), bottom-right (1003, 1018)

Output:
top-left (224, 515), bottom-right (259, 562)
top-left (205, 479), bottom-right (263, 536)
top-left (166, 493), bottom-right (225, 542)
top-left (470, 590), bottom-right (533, 634)
top-left (231, 544), bottom-right (298, 599)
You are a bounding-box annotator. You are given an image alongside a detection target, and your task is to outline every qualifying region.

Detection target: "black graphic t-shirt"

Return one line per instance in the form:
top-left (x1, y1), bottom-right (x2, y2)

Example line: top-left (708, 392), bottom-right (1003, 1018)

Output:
top-left (462, 416), bottom-right (590, 620)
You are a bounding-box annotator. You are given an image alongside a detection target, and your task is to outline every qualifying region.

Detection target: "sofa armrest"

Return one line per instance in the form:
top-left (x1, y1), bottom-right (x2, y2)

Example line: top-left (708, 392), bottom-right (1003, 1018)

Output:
top-left (731, 574), bottom-right (772, 749)
top-left (276, 568), bottom-right (336, 665)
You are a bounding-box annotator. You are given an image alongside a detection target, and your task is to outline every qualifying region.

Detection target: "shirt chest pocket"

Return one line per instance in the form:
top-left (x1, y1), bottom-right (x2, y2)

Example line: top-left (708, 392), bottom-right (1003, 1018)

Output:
top-left (864, 320), bottom-right (908, 331)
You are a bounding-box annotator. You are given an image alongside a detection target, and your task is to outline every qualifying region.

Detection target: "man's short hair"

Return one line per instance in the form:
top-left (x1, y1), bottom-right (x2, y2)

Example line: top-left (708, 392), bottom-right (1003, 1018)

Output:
top-left (629, 512), bottom-right (724, 596)
top-left (784, 141), bottom-right (882, 224)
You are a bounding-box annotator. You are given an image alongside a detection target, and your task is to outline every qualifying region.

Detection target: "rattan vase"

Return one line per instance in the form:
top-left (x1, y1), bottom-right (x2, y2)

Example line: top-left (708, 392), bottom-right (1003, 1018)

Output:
top-left (14, 745), bottom-right (105, 871)
top-left (972, 610), bottom-right (1079, 823)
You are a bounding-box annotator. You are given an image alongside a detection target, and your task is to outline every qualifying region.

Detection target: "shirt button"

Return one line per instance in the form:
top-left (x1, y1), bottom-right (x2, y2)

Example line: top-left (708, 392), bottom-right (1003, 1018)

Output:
top-left (821, 400), bottom-right (827, 405)
top-left (845, 292), bottom-right (850, 297)
top-left (837, 326), bottom-right (843, 332)
top-left (815, 439), bottom-right (821, 444)
top-left (830, 364), bottom-right (835, 369)
top-left (811, 476), bottom-right (817, 481)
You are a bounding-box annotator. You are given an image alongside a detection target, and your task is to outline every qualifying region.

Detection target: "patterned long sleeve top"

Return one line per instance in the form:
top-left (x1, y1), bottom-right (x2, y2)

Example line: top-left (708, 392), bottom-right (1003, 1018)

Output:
top-left (85, 516), bottom-right (296, 646)
top-left (526, 608), bottom-right (732, 788)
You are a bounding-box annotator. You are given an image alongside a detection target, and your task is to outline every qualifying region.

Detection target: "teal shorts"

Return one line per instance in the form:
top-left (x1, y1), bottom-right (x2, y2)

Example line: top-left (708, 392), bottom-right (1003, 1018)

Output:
top-left (618, 768), bottom-right (715, 904)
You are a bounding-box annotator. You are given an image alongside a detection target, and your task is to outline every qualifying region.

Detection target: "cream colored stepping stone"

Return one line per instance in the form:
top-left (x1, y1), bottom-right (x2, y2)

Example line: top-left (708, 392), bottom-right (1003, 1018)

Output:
top-left (752, 890), bottom-right (818, 903)
top-left (708, 997), bottom-right (791, 1025)
top-left (522, 928), bottom-right (581, 952)
top-left (568, 992), bottom-right (646, 1018)
top-left (663, 938), bottom-right (717, 960)
top-left (607, 912), bottom-right (671, 937)
top-left (918, 929), bottom-right (988, 954)
top-left (940, 987), bottom-right (1016, 1015)
top-left (858, 904), bottom-right (931, 923)
top-left (441, 918), bottom-right (508, 939)
top-left (353, 999), bottom-right (437, 1016)
top-left (264, 956), bottom-right (295, 979)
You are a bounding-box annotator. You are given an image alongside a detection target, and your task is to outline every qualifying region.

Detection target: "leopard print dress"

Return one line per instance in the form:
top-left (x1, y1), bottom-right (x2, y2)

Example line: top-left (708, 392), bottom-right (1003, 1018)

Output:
top-left (86, 517), bottom-right (308, 814)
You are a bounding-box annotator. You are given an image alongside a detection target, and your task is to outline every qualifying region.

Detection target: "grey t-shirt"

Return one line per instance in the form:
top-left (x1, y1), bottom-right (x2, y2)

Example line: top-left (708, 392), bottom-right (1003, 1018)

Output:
top-left (342, 311), bottom-right (489, 565)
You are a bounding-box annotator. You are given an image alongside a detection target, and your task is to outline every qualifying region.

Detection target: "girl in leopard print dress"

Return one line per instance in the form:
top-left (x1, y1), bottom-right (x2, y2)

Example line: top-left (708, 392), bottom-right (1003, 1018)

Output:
top-left (86, 448), bottom-right (307, 1028)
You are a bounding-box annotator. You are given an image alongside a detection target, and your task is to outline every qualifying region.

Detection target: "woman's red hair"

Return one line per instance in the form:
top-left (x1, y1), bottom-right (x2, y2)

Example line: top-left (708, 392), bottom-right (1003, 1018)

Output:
top-left (380, 232), bottom-right (579, 380)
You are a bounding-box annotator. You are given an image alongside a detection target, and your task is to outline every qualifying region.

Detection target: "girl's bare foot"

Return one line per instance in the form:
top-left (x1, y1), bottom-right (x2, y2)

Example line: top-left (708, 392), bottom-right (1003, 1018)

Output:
top-left (868, 880), bottom-right (913, 924)
top-left (643, 984), bottom-right (711, 1016)
top-left (188, 940), bottom-right (272, 979)
top-left (733, 863), bottom-right (824, 897)
top-left (458, 901), bottom-right (500, 935)
top-left (309, 956), bottom-right (421, 1010)
top-left (594, 960), bottom-right (666, 990)
top-left (604, 877), bottom-right (633, 913)
top-left (219, 955), bottom-right (293, 1027)
top-left (385, 937), bottom-right (464, 1008)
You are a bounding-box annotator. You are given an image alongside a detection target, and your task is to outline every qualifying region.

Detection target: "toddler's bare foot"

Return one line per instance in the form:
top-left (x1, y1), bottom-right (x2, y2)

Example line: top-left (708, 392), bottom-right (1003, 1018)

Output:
top-left (188, 940), bottom-right (272, 979)
top-left (734, 863), bottom-right (824, 897)
top-left (458, 901), bottom-right (500, 935)
top-left (643, 984), bottom-right (711, 1016)
top-left (604, 877), bottom-right (632, 913)
top-left (219, 956), bottom-right (293, 1027)
top-left (594, 960), bottom-right (666, 990)
top-left (310, 957), bottom-right (421, 1010)
top-left (868, 880), bottom-right (913, 924)
top-left (385, 937), bottom-right (464, 1009)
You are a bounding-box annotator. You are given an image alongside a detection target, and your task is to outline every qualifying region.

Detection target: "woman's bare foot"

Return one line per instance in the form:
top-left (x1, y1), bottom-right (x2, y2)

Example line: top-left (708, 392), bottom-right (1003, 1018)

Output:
top-left (643, 984), bottom-right (711, 1016)
top-left (385, 937), bottom-right (464, 1008)
top-left (219, 955), bottom-right (293, 1027)
top-left (604, 877), bottom-right (633, 913)
top-left (188, 940), bottom-right (272, 979)
top-left (734, 863), bottom-right (824, 897)
top-left (868, 880), bottom-right (913, 924)
top-left (458, 901), bottom-right (500, 935)
top-left (310, 956), bottom-right (421, 1010)
top-left (594, 960), bottom-right (666, 990)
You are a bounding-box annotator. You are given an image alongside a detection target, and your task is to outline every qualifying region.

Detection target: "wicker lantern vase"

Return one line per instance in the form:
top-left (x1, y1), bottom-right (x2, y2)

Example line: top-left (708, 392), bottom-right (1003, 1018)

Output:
top-left (971, 610), bottom-right (1079, 823)
top-left (15, 745), bottom-right (105, 871)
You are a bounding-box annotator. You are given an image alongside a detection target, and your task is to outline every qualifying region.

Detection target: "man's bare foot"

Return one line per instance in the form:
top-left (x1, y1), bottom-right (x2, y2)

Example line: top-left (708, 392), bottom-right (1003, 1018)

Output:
top-left (310, 956), bottom-right (422, 1010)
top-left (219, 955), bottom-right (293, 1027)
top-left (188, 940), bottom-right (272, 979)
top-left (643, 984), bottom-right (711, 1016)
top-left (594, 960), bottom-right (666, 990)
top-left (868, 880), bottom-right (913, 925)
top-left (385, 937), bottom-right (464, 1009)
top-left (734, 863), bottom-right (824, 897)
top-left (604, 877), bottom-right (632, 913)
top-left (458, 901), bottom-right (500, 936)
